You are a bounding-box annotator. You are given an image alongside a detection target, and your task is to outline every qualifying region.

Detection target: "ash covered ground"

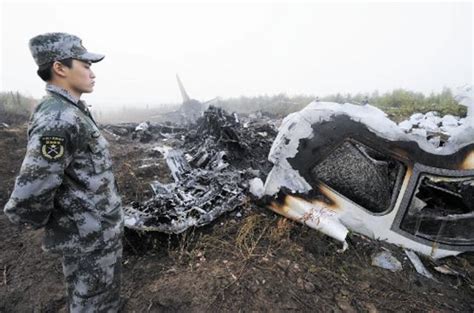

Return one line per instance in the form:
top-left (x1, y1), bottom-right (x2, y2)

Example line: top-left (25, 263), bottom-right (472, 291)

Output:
top-left (0, 106), bottom-right (473, 312)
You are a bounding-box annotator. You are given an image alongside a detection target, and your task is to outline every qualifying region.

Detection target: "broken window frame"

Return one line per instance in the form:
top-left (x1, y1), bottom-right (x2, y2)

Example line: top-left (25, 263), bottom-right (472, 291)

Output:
top-left (391, 163), bottom-right (474, 251)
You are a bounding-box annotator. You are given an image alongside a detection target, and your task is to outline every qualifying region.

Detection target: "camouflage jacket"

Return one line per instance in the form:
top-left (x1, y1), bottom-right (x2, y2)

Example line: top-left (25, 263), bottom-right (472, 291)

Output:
top-left (4, 84), bottom-right (123, 255)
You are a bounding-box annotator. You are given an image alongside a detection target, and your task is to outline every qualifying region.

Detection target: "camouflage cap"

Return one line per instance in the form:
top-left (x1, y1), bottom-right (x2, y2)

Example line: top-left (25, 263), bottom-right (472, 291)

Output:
top-left (29, 32), bottom-right (105, 66)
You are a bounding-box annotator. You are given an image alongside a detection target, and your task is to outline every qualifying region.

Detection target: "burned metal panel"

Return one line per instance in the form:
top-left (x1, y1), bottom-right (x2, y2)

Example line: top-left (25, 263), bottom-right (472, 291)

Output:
top-left (263, 100), bottom-right (474, 258)
top-left (310, 140), bottom-right (406, 214)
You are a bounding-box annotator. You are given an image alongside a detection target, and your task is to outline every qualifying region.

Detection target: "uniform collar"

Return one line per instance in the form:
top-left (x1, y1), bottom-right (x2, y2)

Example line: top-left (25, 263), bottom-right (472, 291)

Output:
top-left (45, 83), bottom-right (90, 113)
top-left (46, 84), bottom-right (79, 104)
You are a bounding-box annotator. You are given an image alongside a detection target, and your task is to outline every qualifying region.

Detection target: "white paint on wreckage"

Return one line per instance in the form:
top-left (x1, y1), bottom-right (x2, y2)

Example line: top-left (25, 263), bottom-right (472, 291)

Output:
top-left (263, 91), bottom-right (473, 259)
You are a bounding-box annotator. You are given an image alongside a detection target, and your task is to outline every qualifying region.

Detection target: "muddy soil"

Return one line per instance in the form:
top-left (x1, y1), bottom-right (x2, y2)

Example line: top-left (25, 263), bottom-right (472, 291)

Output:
top-left (0, 124), bottom-right (472, 312)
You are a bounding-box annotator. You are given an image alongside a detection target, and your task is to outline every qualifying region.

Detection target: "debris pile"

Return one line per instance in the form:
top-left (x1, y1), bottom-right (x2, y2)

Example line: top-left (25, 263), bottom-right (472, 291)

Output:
top-left (124, 106), bottom-right (278, 233)
top-left (126, 164), bottom-right (246, 233)
top-left (398, 111), bottom-right (466, 147)
top-left (184, 106), bottom-right (277, 172)
top-left (103, 122), bottom-right (186, 143)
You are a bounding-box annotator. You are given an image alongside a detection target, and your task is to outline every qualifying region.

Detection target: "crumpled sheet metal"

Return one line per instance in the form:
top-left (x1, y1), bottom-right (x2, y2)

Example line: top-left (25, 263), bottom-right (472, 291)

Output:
top-left (124, 160), bottom-right (246, 234)
top-left (123, 107), bottom-right (273, 234)
top-left (263, 93), bottom-right (474, 259)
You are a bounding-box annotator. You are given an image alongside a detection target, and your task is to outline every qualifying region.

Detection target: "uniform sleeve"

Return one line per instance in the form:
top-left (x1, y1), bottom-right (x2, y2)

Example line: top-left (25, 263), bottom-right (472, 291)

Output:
top-left (3, 115), bottom-right (78, 228)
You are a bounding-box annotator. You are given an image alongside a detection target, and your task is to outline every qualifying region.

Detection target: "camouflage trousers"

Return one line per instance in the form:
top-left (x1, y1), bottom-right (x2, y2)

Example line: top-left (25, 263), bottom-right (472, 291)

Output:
top-left (61, 242), bottom-right (123, 313)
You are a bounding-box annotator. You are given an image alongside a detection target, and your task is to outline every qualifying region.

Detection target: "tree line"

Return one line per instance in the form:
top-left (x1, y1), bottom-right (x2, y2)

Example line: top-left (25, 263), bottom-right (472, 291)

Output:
top-left (0, 87), bottom-right (467, 124)
top-left (215, 87), bottom-right (467, 121)
top-left (0, 92), bottom-right (36, 124)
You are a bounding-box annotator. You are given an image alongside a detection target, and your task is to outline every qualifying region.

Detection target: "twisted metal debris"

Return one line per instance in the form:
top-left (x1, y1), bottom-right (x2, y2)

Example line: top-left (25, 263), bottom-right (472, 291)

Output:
top-left (123, 106), bottom-right (277, 233)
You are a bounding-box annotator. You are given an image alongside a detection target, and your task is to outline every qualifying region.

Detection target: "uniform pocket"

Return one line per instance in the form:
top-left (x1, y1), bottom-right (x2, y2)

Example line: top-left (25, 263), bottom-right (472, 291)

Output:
top-left (88, 138), bottom-right (112, 174)
top-left (75, 210), bottom-right (103, 238)
top-left (101, 203), bottom-right (123, 226)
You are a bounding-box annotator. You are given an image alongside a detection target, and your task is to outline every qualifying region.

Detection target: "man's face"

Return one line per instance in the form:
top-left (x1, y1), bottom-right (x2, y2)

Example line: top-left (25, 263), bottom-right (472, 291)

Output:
top-left (63, 59), bottom-right (96, 94)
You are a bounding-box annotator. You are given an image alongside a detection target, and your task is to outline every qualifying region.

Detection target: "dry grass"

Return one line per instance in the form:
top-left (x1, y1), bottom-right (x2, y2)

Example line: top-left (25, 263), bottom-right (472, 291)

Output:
top-left (167, 228), bottom-right (195, 263)
top-left (235, 214), bottom-right (272, 260)
top-left (165, 211), bottom-right (296, 264)
top-left (269, 217), bottom-right (293, 243)
top-left (115, 161), bottom-right (149, 202)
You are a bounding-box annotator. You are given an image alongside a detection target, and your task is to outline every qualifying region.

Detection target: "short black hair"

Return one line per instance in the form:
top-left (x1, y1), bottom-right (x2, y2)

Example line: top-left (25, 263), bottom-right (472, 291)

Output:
top-left (37, 58), bottom-right (74, 82)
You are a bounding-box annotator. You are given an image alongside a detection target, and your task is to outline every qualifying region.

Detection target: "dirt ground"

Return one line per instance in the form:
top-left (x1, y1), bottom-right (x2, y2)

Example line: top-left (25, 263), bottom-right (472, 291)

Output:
top-left (0, 124), bottom-right (472, 312)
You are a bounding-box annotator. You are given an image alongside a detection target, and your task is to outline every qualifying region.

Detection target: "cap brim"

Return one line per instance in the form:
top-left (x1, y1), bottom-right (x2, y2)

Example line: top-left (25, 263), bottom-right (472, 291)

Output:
top-left (76, 52), bottom-right (105, 63)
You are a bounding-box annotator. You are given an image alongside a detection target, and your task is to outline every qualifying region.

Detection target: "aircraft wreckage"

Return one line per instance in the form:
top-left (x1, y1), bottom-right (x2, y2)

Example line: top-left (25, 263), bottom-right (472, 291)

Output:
top-left (121, 81), bottom-right (473, 259)
top-left (262, 86), bottom-right (473, 259)
top-left (123, 105), bottom-right (276, 232)
top-left (122, 78), bottom-right (277, 233)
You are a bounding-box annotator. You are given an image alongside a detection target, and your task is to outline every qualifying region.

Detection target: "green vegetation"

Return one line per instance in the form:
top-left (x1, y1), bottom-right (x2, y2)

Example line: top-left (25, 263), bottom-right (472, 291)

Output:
top-left (215, 87), bottom-right (467, 121)
top-left (0, 87), bottom-right (467, 124)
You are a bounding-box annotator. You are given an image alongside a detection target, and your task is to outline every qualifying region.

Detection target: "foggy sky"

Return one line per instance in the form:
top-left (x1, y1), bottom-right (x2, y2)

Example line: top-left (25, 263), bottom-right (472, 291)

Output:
top-left (1, 1), bottom-right (472, 109)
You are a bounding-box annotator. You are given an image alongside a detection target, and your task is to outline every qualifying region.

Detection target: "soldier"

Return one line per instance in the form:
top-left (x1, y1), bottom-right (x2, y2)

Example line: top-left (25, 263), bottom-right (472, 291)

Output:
top-left (3, 32), bottom-right (124, 312)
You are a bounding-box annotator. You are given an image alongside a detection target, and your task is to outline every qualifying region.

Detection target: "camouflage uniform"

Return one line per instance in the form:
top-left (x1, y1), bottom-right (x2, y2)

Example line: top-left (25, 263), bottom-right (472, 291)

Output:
top-left (3, 33), bottom-right (123, 313)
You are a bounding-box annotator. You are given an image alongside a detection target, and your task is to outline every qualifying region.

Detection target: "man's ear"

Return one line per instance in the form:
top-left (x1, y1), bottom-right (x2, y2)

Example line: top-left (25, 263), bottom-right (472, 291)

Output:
top-left (51, 61), bottom-right (68, 78)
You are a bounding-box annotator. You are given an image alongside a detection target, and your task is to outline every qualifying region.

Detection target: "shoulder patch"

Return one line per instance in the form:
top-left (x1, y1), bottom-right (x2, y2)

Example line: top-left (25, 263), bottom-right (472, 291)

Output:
top-left (40, 136), bottom-right (65, 160)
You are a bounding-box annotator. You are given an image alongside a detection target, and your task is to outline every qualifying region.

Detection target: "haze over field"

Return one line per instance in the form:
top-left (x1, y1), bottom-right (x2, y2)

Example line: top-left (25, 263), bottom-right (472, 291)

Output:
top-left (1, 1), bottom-right (472, 111)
